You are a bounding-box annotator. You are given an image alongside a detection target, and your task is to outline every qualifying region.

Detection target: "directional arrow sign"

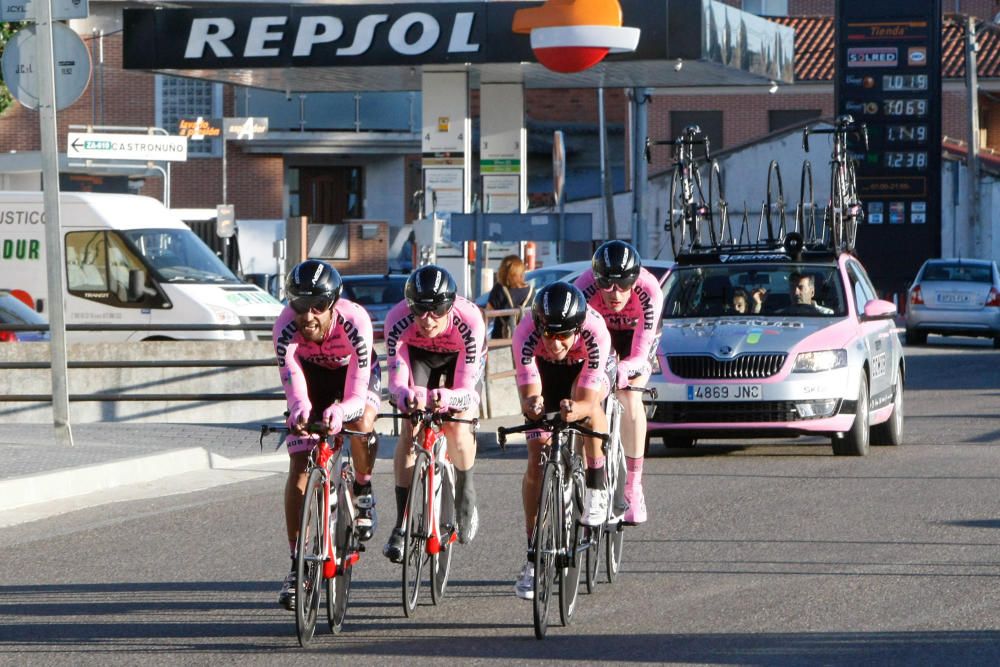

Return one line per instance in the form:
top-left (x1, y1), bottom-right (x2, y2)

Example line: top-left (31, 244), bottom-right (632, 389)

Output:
top-left (67, 132), bottom-right (188, 162)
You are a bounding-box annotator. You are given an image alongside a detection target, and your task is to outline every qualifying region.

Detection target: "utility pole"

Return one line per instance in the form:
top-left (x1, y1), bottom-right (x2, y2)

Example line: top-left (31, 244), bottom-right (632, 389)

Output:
top-left (965, 16), bottom-right (981, 257)
top-left (630, 87), bottom-right (651, 255)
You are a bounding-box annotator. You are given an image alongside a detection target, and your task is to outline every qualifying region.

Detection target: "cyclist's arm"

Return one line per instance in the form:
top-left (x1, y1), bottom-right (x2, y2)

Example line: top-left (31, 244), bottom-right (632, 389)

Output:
top-left (623, 269), bottom-right (663, 377)
top-left (273, 313), bottom-right (311, 419)
top-left (384, 301), bottom-right (416, 404)
top-left (578, 309), bottom-right (612, 395)
top-left (512, 315), bottom-right (542, 388)
top-left (337, 303), bottom-right (375, 423)
top-left (573, 270), bottom-right (598, 301)
top-left (435, 299), bottom-right (487, 412)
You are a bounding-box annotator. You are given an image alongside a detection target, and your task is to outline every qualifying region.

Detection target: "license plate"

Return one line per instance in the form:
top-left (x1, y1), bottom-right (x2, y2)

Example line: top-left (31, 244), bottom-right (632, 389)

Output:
top-left (937, 293), bottom-right (971, 304)
top-left (687, 384), bottom-right (762, 401)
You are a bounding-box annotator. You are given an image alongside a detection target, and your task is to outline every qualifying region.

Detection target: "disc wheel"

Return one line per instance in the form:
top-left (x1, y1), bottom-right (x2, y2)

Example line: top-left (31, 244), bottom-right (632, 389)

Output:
top-left (532, 463), bottom-right (559, 640)
top-left (325, 485), bottom-right (353, 634)
top-left (295, 468), bottom-right (325, 647)
top-left (606, 523), bottom-right (625, 583)
top-left (431, 463), bottom-right (455, 605)
top-left (402, 457), bottom-right (429, 617)
top-left (559, 469), bottom-right (583, 625)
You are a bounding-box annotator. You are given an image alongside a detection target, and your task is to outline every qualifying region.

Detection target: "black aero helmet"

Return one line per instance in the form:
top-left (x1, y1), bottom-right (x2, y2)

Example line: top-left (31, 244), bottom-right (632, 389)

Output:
top-left (285, 260), bottom-right (342, 313)
top-left (532, 282), bottom-right (587, 335)
top-left (405, 264), bottom-right (457, 317)
top-left (592, 240), bottom-right (641, 290)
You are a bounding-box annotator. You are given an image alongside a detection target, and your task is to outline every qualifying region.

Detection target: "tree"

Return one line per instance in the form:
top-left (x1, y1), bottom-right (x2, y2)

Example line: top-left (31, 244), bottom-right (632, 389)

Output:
top-left (0, 22), bottom-right (21, 115)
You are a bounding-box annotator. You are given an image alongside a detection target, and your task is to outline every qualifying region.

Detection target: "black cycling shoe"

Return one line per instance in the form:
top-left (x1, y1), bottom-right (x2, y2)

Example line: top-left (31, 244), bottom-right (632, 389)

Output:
top-left (277, 570), bottom-right (296, 611)
top-left (383, 527), bottom-right (405, 563)
top-left (355, 494), bottom-right (376, 542)
top-left (455, 491), bottom-right (479, 544)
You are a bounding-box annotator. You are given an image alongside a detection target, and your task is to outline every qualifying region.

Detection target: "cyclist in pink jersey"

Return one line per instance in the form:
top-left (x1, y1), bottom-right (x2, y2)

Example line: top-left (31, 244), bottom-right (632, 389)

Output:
top-left (382, 265), bottom-right (487, 563)
top-left (511, 282), bottom-right (613, 600)
top-left (272, 260), bottom-right (381, 611)
top-left (574, 240), bottom-right (663, 525)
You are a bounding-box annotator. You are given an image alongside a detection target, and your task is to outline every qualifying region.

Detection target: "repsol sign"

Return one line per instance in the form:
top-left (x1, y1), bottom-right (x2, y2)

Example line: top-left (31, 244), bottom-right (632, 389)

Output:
top-left (124, 3), bottom-right (510, 69)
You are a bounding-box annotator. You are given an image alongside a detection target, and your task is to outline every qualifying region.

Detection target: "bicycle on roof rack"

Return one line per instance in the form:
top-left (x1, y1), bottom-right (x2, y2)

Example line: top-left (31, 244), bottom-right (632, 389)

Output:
top-left (802, 114), bottom-right (868, 254)
top-left (647, 125), bottom-right (729, 258)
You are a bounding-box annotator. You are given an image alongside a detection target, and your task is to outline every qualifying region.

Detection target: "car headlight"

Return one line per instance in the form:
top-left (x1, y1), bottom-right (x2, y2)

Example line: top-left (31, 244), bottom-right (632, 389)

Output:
top-left (792, 349), bottom-right (847, 373)
top-left (209, 305), bottom-right (240, 325)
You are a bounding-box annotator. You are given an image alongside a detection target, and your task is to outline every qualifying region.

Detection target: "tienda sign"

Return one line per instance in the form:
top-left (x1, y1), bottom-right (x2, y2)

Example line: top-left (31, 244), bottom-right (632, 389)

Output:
top-left (512, 0), bottom-right (640, 74)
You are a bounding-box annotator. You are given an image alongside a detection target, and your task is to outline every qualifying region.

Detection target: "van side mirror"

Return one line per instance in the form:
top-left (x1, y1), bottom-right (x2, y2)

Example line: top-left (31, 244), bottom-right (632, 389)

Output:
top-left (35, 298), bottom-right (44, 313)
top-left (127, 269), bottom-right (147, 302)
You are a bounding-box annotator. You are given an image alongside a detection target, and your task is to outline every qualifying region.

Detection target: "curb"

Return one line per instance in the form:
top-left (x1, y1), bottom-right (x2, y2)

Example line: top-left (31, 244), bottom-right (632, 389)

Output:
top-left (0, 447), bottom-right (271, 514)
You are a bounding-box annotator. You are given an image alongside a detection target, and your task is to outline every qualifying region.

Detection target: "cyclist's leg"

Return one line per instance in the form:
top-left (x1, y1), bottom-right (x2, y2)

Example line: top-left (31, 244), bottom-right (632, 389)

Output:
top-left (574, 380), bottom-right (610, 526)
top-left (347, 403), bottom-right (379, 541)
top-left (438, 354), bottom-right (482, 542)
top-left (616, 372), bottom-right (650, 524)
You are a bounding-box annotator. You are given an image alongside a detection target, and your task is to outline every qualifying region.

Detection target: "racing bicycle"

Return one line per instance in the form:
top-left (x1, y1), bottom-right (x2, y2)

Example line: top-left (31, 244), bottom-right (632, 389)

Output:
top-left (498, 414), bottom-right (609, 639)
top-left (647, 124), bottom-right (729, 257)
top-left (260, 422), bottom-right (376, 646)
top-left (803, 114), bottom-right (868, 253)
top-left (379, 409), bottom-right (479, 617)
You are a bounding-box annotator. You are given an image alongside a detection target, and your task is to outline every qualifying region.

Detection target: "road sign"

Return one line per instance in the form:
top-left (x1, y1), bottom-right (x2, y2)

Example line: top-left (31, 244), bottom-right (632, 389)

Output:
top-left (1, 0), bottom-right (88, 21)
top-left (1, 23), bottom-right (91, 110)
top-left (67, 132), bottom-right (188, 162)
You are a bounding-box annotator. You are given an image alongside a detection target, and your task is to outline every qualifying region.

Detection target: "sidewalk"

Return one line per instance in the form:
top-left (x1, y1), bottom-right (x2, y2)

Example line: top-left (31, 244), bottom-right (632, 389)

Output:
top-left (0, 416), bottom-right (525, 515)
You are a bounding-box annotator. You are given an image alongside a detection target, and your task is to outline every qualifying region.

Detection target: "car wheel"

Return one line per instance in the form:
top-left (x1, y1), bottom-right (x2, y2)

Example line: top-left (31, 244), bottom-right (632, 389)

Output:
top-left (870, 367), bottom-right (903, 447)
top-left (904, 329), bottom-right (926, 346)
top-left (833, 375), bottom-right (869, 456)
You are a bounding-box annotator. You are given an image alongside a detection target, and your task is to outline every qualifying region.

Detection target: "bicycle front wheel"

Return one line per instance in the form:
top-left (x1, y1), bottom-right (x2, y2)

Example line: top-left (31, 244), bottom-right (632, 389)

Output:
top-left (532, 462), bottom-right (560, 640)
top-left (402, 456), bottom-right (429, 617)
top-left (707, 160), bottom-right (729, 247)
top-left (326, 484), bottom-right (353, 634)
top-left (431, 462), bottom-right (456, 605)
top-left (829, 171), bottom-right (844, 252)
top-left (295, 467), bottom-right (326, 646)
top-left (559, 465), bottom-right (584, 626)
top-left (667, 167), bottom-right (690, 259)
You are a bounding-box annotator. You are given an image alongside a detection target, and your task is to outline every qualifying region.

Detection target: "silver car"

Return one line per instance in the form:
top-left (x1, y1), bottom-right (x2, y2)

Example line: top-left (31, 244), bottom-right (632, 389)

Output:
top-left (904, 259), bottom-right (1000, 348)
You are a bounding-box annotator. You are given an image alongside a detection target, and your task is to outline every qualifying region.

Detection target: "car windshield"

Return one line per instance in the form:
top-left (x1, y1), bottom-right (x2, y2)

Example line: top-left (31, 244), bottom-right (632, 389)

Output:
top-left (0, 293), bottom-right (46, 324)
top-left (921, 263), bottom-right (992, 283)
top-left (121, 229), bottom-right (240, 283)
top-left (344, 278), bottom-right (405, 306)
top-left (662, 264), bottom-right (847, 318)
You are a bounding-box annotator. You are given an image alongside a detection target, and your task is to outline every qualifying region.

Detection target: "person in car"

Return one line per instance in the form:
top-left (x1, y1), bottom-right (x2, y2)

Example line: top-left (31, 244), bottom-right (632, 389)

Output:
top-left (574, 240), bottom-right (662, 526)
top-left (272, 260), bottom-right (380, 611)
top-left (789, 273), bottom-right (833, 314)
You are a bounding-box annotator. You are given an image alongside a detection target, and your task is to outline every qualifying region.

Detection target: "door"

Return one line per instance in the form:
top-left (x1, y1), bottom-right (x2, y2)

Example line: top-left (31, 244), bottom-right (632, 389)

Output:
top-left (298, 167), bottom-right (363, 226)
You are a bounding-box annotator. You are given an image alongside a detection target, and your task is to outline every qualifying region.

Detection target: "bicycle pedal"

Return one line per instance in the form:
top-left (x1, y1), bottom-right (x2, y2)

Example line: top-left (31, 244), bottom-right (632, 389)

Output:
top-left (357, 543), bottom-right (366, 552)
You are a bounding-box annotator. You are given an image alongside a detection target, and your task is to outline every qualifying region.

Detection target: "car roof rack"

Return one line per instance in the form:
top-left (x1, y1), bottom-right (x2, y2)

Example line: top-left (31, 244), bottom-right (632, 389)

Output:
top-left (673, 233), bottom-right (842, 266)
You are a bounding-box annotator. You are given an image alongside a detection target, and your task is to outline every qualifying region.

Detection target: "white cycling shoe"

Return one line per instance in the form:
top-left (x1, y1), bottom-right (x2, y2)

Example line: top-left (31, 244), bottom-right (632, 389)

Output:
top-left (581, 487), bottom-right (609, 527)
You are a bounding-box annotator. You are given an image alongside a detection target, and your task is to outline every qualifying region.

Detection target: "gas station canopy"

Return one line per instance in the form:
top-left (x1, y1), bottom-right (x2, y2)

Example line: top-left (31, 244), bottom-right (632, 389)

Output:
top-left (122, 0), bottom-right (794, 91)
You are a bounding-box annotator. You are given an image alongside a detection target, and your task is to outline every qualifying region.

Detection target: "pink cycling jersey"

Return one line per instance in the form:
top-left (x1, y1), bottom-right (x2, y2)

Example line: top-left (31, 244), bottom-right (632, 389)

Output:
top-left (512, 306), bottom-right (612, 395)
top-left (384, 296), bottom-right (487, 411)
top-left (272, 299), bottom-right (374, 424)
top-left (574, 266), bottom-right (663, 374)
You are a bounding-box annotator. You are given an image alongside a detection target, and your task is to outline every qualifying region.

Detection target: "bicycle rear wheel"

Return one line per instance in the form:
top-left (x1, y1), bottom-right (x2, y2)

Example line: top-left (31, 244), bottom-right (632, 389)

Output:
top-left (606, 522), bottom-right (625, 583)
top-left (403, 456), bottom-right (429, 617)
top-left (844, 160), bottom-right (861, 251)
top-left (667, 167), bottom-right (691, 259)
top-left (326, 485), bottom-right (353, 634)
top-left (295, 468), bottom-right (325, 646)
top-left (532, 462), bottom-right (559, 640)
top-left (765, 160), bottom-right (785, 244)
top-left (559, 465), bottom-right (584, 625)
top-left (431, 462), bottom-right (455, 605)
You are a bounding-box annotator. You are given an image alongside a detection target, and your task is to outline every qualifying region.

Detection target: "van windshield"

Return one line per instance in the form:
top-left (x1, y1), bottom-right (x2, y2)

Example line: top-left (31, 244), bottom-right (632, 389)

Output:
top-left (121, 229), bottom-right (239, 283)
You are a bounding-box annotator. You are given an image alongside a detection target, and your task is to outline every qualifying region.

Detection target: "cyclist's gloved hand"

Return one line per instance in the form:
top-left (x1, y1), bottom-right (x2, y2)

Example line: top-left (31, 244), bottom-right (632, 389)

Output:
top-left (287, 407), bottom-right (310, 435)
top-left (321, 404), bottom-right (344, 435)
top-left (393, 387), bottom-right (415, 411)
top-left (615, 360), bottom-right (649, 389)
top-left (430, 388), bottom-right (455, 413)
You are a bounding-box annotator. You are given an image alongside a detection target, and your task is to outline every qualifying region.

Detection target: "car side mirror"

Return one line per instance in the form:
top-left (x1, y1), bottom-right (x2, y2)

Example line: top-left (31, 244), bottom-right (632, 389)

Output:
top-left (863, 299), bottom-right (897, 320)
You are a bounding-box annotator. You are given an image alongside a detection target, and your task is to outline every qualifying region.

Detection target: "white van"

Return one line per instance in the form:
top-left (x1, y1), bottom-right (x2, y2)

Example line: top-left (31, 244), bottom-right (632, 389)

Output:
top-left (0, 191), bottom-right (283, 341)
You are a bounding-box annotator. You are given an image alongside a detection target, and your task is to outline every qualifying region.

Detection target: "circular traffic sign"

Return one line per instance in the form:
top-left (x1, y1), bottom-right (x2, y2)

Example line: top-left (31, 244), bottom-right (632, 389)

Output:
top-left (1, 23), bottom-right (92, 111)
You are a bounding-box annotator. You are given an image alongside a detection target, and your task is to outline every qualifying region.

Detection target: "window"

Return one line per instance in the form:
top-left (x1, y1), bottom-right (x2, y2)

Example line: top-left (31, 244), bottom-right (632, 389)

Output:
top-left (742, 0), bottom-right (788, 17)
top-left (65, 231), bottom-right (162, 307)
top-left (670, 111), bottom-right (723, 152)
top-left (769, 109), bottom-right (822, 133)
top-left (155, 75), bottom-right (223, 157)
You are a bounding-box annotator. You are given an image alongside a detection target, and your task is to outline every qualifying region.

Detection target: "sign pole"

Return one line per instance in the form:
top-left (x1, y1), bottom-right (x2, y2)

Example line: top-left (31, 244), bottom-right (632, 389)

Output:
top-left (35, 0), bottom-right (74, 446)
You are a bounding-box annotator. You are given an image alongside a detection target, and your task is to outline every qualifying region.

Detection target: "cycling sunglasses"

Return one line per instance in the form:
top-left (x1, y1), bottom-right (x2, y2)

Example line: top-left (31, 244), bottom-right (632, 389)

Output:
top-left (289, 296), bottom-right (335, 315)
top-left (409, 301), bottom-right (452, 319)
top-left (541, 328), bottom-right (578, 341)
top-left (596, 275), bottom-right (637, 292)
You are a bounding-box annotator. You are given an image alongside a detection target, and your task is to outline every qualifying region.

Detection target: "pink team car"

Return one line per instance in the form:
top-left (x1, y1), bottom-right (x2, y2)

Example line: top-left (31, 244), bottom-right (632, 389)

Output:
top-left (646, 245), bottom-right (905, 456)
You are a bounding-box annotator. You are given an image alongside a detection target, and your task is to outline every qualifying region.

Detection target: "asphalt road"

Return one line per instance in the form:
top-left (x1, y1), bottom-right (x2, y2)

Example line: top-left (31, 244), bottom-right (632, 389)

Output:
top-left (1, 338), bottom-right (998, 665)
